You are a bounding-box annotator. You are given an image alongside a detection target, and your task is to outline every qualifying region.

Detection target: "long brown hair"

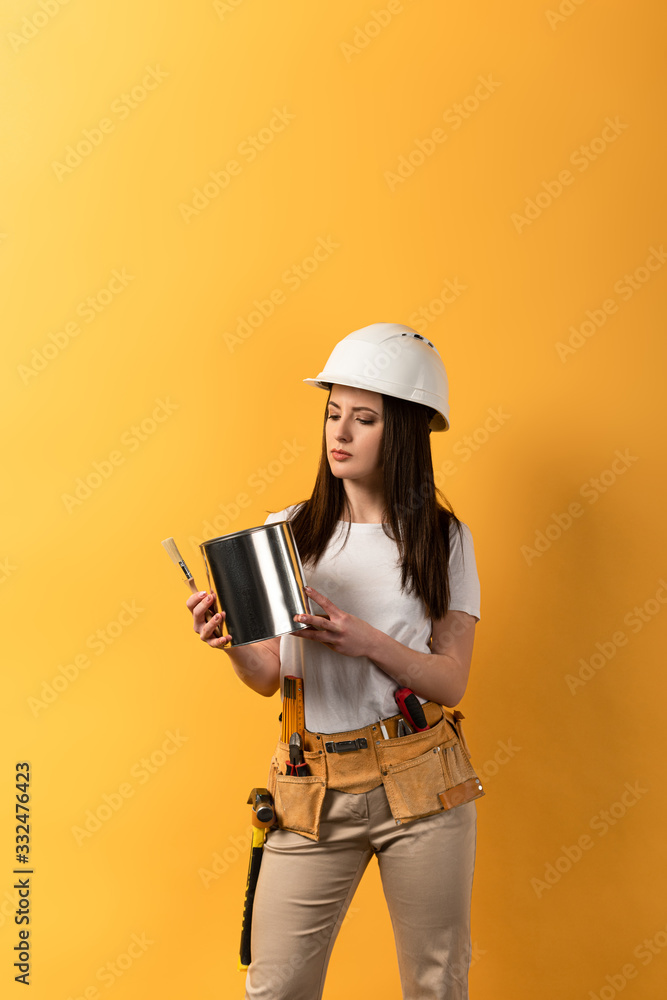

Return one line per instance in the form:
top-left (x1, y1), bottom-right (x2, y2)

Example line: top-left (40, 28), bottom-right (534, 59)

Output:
top-left (278, 386), bottom-right (462, 621)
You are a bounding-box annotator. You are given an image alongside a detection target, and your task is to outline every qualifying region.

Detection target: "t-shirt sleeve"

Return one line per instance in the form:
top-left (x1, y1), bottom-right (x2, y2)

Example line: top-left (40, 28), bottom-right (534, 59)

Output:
top-left (263, 503), bottom-right (302, 526)
top-left (447, 521), bottom-right (481, 621)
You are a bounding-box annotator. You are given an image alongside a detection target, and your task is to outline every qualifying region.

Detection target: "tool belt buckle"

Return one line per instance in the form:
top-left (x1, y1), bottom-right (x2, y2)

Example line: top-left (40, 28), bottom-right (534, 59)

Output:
top-left (324, 737), bottom-right (368, 754)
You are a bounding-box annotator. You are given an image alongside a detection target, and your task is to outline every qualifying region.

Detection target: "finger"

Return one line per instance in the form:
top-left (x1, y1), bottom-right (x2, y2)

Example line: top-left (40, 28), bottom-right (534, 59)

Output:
top-left (304, 586), bottom-right (335, 610)
top-left (203, 632), bottom-right (232, 649)
top-left (191, 593), bottom-right (218, 628)
top-left (207, 632), bottom-right (233, 649)
top-left (290, 628), bottom-right (338, 654)
top-left (200, 610), bottom-right (225, 641)
top-left (293, 614), bottom-right (331, 633)
top-left (291, 627), bottom-right (331, 642)
top-left (186, 590), bottom-right (207, 611)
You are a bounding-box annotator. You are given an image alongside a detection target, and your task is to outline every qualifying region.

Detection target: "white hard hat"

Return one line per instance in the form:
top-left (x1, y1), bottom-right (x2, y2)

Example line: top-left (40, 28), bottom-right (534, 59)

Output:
top-left (303, 323), bottom-right (450, 431)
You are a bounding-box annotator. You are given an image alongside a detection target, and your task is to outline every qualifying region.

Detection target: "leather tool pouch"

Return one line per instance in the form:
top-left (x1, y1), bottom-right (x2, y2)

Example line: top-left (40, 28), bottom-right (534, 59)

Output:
top-left (267, 743), bottom-right (327, 842)
top-left (377, 710), bottom-right (484, 824)
top-left (266, 708), bottom-right (484, 839)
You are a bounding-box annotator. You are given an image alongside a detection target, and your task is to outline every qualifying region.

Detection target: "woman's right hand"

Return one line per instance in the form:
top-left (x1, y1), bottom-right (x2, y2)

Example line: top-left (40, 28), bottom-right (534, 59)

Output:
top-left (186, 590), bottom-right (233, 649)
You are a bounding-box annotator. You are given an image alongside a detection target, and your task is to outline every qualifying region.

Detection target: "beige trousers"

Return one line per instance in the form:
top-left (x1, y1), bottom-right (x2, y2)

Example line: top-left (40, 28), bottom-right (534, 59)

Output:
top-left (245, 784), bottom-right (477, 1000)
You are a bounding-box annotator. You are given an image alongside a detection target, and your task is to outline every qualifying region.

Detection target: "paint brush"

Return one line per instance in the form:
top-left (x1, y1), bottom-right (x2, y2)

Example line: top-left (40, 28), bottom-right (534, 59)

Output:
top-left (161, 536), bottom-right (222, 638)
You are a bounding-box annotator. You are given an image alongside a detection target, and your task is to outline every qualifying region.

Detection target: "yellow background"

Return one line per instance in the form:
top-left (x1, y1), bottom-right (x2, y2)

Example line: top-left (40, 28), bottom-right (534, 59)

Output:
top-left (2, 1), bottom-right (666, 997)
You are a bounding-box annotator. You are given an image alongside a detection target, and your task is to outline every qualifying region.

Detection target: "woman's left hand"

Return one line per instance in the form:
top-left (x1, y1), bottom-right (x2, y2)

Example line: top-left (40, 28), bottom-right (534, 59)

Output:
top-left (290, 587), bottom-right (377, 658)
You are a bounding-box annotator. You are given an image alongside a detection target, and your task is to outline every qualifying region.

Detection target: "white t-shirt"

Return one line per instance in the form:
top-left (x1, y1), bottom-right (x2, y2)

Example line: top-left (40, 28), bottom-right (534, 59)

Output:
top-left (263, 504), bottom-right (480, 734)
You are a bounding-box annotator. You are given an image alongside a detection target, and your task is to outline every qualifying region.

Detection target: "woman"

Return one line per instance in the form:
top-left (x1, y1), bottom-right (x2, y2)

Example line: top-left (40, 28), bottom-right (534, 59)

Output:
top-left (188, 323), bottom-right (482, 1000)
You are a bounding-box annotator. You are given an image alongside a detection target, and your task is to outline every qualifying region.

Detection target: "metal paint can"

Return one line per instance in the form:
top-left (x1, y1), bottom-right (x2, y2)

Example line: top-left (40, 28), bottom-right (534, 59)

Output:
top-left (199, 521), bottom-right (312, 647)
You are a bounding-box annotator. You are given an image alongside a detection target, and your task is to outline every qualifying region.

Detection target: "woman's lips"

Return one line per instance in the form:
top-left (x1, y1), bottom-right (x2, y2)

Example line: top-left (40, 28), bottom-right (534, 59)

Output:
top-left (331, 450), bottom-right (351, 459)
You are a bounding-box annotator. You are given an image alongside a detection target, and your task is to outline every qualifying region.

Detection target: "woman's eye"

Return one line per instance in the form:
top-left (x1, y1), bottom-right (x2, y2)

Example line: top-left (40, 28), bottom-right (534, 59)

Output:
top-left (327, 415), bottom-right (373, 425)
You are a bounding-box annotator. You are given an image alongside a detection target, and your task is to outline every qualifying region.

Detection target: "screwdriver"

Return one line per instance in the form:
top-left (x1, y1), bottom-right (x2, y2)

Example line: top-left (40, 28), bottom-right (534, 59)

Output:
top-left (395, 687), bottom-right (430, 732)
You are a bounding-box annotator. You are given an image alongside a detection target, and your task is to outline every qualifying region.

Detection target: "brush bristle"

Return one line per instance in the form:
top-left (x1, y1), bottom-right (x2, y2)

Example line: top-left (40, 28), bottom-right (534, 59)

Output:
top-left (161, 537), bottom-right (183, 566)
top-left (161, 537), bottom-right (193, 580)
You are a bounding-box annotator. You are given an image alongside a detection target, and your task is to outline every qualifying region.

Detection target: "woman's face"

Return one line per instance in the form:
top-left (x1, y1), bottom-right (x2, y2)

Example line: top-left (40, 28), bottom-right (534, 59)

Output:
top-left (325, 384), bottom-right (384, 483)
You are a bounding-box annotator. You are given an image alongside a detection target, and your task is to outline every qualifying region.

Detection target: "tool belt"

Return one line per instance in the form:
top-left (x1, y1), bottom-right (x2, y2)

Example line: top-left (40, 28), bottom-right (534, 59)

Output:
top-left (267, 702), bottom-right (484, 842)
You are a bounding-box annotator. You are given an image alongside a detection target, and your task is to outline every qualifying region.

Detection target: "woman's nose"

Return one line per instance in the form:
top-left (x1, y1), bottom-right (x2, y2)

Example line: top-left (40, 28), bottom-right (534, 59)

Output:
top-left (334, 416), bottom-right (352, 438)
